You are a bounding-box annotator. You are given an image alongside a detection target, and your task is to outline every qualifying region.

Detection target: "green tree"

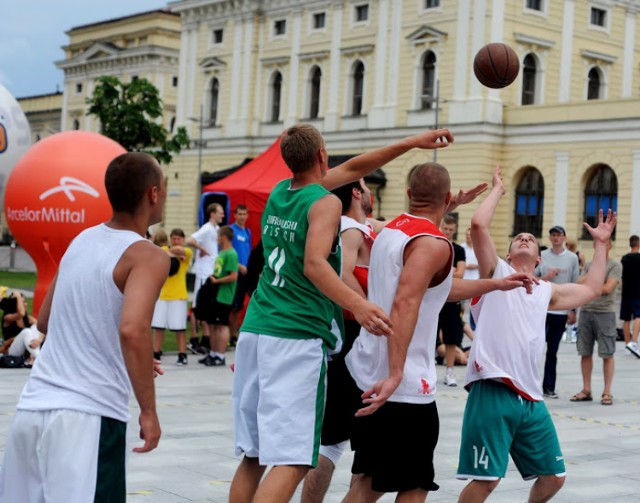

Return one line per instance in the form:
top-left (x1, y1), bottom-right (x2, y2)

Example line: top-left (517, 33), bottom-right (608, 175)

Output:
top-left (86, 76), bottom-right (190, 164)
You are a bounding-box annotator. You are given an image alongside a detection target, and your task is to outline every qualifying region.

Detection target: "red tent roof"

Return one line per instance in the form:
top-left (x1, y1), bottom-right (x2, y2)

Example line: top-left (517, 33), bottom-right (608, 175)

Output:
top-left (201, 135), bottom-right (292, 243)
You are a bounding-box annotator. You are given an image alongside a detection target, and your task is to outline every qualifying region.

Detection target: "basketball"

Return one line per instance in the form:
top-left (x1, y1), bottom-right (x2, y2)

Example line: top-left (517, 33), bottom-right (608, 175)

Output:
top-left (473, 43), bottom-right (520, 89)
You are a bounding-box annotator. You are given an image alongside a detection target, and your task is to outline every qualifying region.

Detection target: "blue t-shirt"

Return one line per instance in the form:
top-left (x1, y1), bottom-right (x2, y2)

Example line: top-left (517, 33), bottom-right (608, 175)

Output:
top-left (230, 223), bottom-right (252, 266)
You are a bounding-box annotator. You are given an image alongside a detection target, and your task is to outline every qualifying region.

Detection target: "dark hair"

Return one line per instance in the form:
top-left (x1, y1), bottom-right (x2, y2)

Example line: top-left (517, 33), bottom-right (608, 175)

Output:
top-left (105, 152), bottom-right (162, 213)
top-left (206, 203), bottom-right (222, 217)
top-left (280, 124), bottom-right (324, 173)
top-left (442, 214), bottom-right (457, 226)
top-left (331, 181), bottom-right (362, 214)
top-left (234, 204), bottom-right (248, 213)
top-left (170, 228), bottom-right (185, 238)
top-left (218, 225), bottom-right (234, 241)
top-left (630, 235), bottom-right (639, 248)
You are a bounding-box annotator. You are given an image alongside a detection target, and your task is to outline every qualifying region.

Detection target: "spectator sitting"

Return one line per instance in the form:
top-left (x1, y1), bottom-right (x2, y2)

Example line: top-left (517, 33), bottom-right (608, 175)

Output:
top-left (0, 291), bottom-right (44, 367)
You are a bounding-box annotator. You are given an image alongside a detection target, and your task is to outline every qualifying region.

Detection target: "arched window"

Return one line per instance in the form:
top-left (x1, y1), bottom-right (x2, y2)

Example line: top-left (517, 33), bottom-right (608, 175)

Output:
top-left (170, 117), bottom-right (176, 132)
top-left (210, 78), bottom-right (220, 125)
top-left (421, 51), bottom-right (436, 110)
top-left (583, 164), bottom-right (617, 239)
top-left (309, 66), bottom-right (322, 119)
top-left (270, 72), bottom-right (282, 122)
top-left (521, 54), bottom-right (537, 106)
top-left (587, 67), bottom-right (601, 100)
top-left (513, 167), bottom-right (544, 237)
top-left (351, 61), bottom-right (364, 116)
top-left (72, 119), bottom-right (80, 130)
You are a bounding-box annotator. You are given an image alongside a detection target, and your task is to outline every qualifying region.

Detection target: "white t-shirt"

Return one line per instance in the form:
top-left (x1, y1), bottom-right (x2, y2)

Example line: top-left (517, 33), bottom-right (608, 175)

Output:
top-left (190, 221), bottom-right (219, 276)
top-left (461, 242), bottom-right (480, 280)
top-left (465, 258), bottom-right (553, 401)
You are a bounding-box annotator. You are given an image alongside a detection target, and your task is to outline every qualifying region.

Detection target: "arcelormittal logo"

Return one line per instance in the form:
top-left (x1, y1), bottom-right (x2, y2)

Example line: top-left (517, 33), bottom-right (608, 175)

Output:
top-left (39, 177), bottom-right (99, 202)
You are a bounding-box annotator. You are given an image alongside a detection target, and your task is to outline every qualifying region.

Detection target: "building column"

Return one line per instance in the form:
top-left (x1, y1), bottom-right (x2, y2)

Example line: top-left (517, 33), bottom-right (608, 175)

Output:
top-left (325, 2), bottom-right (344, 131)
top-left (631, 150), bottom-right (640, 235)
top-left (553, 152), bottom-right (570, 229)
top-left (239, 14), bottom-right (255, 134)
top-left (484, 0), bottom-right (505, 123)
top-left (558, 0), bottom-right (575, 102)
top-left (176, 24), bottom-right (196, 127)
top-left (448, 0), bottom-right (477, 123)
top-left (368, 0), bottom-right (390, 128)
top-left (227, 13), bottom-right (245, 137)
top-left (622, 7), bottom-right (637, 98)
top-left (285, 8), bottom-right (303, 128)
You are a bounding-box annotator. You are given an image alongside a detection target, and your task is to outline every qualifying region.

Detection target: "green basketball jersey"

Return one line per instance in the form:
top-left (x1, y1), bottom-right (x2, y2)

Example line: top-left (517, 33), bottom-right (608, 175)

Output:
top-left (241, 179), bottom-right (343, 349)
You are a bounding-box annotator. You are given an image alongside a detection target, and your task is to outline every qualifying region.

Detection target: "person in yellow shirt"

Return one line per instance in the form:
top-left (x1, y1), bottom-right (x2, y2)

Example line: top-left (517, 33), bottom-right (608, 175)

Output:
top-left (151, 228), bottom-right (193, 365)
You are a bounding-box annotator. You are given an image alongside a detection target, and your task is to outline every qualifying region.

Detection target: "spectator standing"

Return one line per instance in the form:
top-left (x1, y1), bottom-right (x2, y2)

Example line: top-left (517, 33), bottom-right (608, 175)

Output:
top-left (620, 234), bottom-right (640, 357)
top-left (228, 205), bottom-right (252, 347)
top-left (461, 227), bottom-right (479, 333)
top-left (571, 239), bottom-right (621, 405)
top-left (536, 225), bottom-right (580, 398)
top-left (151, 228), bottom-right (193, 365)
top-left (199, 226), bottom-right (238, 367)
top-left (185, 203), bottom-right (225, 353)
top-left (0, 152), bottom-right (170, 502)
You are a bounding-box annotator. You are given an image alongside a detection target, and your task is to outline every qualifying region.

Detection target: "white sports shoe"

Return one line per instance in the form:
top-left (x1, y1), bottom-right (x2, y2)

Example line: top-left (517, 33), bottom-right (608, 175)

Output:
top-left (444, 369), bottom-right (457, 387)
top-left (626, 342), bottom-right (640, 359)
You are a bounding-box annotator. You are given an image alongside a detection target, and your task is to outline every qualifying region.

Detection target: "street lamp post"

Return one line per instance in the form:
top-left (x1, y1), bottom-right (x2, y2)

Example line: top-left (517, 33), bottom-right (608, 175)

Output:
top-left (189, 104), bottom-right (205, 228)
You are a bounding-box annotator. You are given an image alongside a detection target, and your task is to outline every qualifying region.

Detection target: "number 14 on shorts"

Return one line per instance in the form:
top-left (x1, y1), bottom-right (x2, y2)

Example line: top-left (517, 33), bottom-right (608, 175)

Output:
top-left (473, 445), bottom-right (489, 469)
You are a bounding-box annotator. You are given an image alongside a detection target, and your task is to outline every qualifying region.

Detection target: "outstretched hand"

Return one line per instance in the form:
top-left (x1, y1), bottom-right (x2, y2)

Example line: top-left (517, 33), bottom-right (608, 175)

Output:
top-left (498, 272), bottom-right (539, 295)
top-left (355, 375), bottom-right (402, 417)
top-left (409, 128), bottom-right (454, 150)
top-left (584, 209), bottom-right (617, 242)
top-left (447, 183), bottom-right (489, 212)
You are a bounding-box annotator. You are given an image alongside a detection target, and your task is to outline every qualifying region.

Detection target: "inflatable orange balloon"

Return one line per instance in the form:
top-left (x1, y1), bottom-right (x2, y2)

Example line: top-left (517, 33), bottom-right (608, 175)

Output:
top-left (4, 131), bottom-right (126, 316)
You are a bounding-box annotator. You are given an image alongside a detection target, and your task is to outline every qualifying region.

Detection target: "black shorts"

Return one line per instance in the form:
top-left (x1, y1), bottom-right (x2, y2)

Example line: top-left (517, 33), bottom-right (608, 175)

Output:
top-left (209, 301), bottom-right (232, 326)
top-left (438, 302), bottom-right (464, 346)
top-left (620, 296), bottom-right (640, 321)
top-left (321, 320), bottom-right (363, 446)
top-left (350, 396), bottom-right (440, 493)
top-left (231, 274), bottom-right (249, 310)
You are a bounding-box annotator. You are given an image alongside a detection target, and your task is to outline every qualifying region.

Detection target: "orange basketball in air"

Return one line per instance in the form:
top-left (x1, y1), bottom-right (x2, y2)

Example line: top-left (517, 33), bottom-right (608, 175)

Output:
top-left (473, 43), bottom-right (520, 89)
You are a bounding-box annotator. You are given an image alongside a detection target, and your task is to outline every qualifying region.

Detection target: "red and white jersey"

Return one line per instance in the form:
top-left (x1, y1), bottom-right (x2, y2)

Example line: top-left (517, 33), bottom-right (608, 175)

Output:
top-left (466, 258), bottom-right (553, 401)
top-left (346, 213), bottom-right (452, 404)
top-left (340, 215), bottom-right (375, 313)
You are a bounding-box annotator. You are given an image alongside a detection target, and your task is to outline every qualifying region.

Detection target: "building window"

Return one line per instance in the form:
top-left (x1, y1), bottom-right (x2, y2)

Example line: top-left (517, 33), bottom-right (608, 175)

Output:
top-left (172, 76), bottom-right (178, 87)
top-left (274, 19), bottom-right (287, 36)
top-left (75, 83), bottom-right (83, 94)
top-left (170, 117), bottom-right (176, 132)
top-left (587, 67), bottom-right (602, 100)
top-left (73, 119), bottom-right (80, 130)
top-left (425, 0), bottom-right (440, 7)
top-left (590, 7), bottom-right (606, 27)
top-left (351, 61), bottom-right (365, 116)
top-left (270, 71), bottom-right (283, 122)
top-left (355, 4), bottom-right (369, 22)
top-left (213, 28), bottom-right (224, 44)
top-left (513, 167), bottom-right (544, 237)
top-left (420, 51), bottom-right (436, 110)
top-left (583, 164), bottom-right (617, 239)
top-left (309, 66), bottom-right (322, 119)
top-left (313, 12), bottom-right (326, 29)
top-left (132, 75), bottom-right (139, 82)
top-left (521, 54), bottom-right (537, 105)
top-left (210, 78), bottom-right (220, 126)
top-left (526, 0), bottom-right (542, 10)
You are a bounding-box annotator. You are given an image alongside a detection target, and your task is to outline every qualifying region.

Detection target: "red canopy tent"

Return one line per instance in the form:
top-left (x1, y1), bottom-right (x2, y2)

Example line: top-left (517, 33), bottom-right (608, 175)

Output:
top-left (200, 135), bottom-right (291, 244)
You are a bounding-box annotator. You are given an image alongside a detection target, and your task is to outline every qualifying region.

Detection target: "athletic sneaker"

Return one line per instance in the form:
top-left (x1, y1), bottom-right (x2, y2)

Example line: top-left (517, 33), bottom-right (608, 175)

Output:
top-left (187, 343), bottom-right (201, 355)
top-left (543, 389), bottom-right (559, 399)
top-left (626, 342), bottom-right (640, 358)
top-left (444, 369), bottom-right (457, 387)
top-left (204, 355), bottom-right (226, 367)
top-left (153, 351), bottom-right (163, 361)
top-left (176, 353), bottom-right (188, 365)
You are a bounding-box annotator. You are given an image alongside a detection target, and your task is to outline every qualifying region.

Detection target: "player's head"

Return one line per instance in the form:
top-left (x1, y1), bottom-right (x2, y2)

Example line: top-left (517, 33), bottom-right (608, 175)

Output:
top-left (407, 162), bottom-right (451, 212)
top-left (331, 179), bottom-right (371, 216)
top-left (206, 203), bottom-right (225, 224)
top-left (440, 214), bottom-right (457, 241)
top-left (507, 232), bottom-right (541, 265)
top-left (170, 228), bottom-right (185, 246)
top-left (105, 152), bottom-right (165, 224)
top-left (280, 124), bottom-right (326, 174)
top-left (233, 205), bottom-right (249, 226)
top-left (630, 234), bottom-right (639, 248)
top-left (218, 225), bottom-right (234, 246)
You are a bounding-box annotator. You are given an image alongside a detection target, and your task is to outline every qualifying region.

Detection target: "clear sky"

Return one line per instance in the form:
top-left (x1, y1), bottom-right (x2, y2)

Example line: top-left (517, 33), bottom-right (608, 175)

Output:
top-left (1, 1), bottom-right (170, 99)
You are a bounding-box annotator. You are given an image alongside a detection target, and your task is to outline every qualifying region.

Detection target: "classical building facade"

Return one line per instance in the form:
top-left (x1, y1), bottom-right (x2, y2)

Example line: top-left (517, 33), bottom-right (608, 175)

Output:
top-left (164, 0), bottom-right (640, 258)
top-left (17, 1), bottom-right (640, 258)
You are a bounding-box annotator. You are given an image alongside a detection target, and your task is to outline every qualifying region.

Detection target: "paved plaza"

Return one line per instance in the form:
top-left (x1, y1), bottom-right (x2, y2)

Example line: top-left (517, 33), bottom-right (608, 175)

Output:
top-left (1, 340), bottom-right (640, 502)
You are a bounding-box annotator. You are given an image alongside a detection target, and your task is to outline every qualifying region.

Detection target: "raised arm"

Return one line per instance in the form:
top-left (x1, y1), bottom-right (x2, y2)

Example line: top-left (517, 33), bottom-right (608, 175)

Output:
top-left (470, 166), bottom-right (504, 278)
top-left (549, 209), bottom-right (617, 311)
top-left (323, 129), bottom-right (454, 191)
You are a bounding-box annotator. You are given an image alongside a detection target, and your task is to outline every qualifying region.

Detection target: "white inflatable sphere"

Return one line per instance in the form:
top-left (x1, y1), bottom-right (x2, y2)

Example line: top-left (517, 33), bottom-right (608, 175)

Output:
top-left (0, 84), bottom-right (32, 206)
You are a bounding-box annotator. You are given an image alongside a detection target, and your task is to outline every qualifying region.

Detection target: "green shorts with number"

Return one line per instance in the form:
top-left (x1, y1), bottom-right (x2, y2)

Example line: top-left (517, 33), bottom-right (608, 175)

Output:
top-left (457, 379), bottom-right (566, 480)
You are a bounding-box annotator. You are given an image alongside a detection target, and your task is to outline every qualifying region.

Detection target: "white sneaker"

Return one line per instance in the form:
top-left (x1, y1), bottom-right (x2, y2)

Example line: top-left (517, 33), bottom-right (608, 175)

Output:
top-left (444, 370), bottom-right (457, 387)
top-left (626, 342), bottom-right (640, 359)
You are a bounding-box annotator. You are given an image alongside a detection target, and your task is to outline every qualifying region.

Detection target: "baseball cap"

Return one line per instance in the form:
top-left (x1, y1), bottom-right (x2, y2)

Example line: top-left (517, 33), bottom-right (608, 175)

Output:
top-left (549, 225), bottom-right (566, 235)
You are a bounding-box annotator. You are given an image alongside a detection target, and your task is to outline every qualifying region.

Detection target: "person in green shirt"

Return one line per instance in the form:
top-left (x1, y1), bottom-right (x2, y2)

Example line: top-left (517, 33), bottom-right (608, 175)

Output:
top-left (199, 226), bottom-right (238, 367)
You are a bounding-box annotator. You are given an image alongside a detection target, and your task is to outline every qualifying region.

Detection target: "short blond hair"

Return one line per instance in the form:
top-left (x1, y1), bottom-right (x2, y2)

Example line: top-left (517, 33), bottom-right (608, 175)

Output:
top-left (280, 124), bottom-right (324, 174)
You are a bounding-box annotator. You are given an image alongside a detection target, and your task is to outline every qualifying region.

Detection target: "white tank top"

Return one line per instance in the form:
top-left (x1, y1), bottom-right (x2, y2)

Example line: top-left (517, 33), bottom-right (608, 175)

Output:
top-left (465, 258), bottom-right (553, 401)
top-left (18, 224), bottom-right (145, 421)
top-left (346, 213), bottom-right (452, 404)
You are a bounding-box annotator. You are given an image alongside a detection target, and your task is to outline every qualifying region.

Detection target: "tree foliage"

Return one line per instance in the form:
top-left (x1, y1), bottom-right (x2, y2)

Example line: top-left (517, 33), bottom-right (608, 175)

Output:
top-left (86, 76), bottom-right (190, 165)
